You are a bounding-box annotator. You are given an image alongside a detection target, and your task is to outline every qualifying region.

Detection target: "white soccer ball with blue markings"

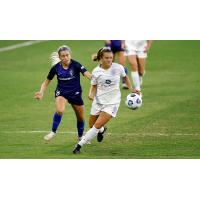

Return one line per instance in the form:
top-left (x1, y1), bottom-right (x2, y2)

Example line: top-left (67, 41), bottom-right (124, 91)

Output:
top-left (125, 93), bottom-right (142, 110)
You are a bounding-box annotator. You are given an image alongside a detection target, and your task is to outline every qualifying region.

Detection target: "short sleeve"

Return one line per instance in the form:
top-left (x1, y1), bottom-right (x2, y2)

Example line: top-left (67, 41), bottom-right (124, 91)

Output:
top-left (91, 71), bottom-right (97, 85)
top-left (47, 66), bottom-right (56, 80)
top-left (76, 62), bottom-right (87, 75)
top-left (119, 65), bottom-right (126, 78)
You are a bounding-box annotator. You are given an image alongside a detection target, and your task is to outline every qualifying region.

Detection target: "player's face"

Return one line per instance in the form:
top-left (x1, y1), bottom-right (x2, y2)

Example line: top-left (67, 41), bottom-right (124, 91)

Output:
top-left (59, 50), bottom-right (71, 66)
top-left (101, 52), bottom-right (113, 67)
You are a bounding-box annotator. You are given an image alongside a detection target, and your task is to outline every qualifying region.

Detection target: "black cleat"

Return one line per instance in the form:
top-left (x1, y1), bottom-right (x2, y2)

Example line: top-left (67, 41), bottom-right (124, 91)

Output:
top-left (73, 144), bottom-right (81, 154)
top-left (97, 126), bottom-right (107, 142)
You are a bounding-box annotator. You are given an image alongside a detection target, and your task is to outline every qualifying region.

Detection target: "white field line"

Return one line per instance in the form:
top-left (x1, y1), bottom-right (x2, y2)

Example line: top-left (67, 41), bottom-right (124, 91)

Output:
top-left (0, 40), bottom-right (45, 52)
top-left (2, 130), bottom-right (200, 136)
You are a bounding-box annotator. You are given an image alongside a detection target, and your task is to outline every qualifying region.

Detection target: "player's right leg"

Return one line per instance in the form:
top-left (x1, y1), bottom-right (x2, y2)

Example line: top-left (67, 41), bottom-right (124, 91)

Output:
top-left (127, 54), bottom-right (141, 91)
top-left (44, 96), bottom-right (67, 142)
top-left (89, 114), bottom-right (107, 142)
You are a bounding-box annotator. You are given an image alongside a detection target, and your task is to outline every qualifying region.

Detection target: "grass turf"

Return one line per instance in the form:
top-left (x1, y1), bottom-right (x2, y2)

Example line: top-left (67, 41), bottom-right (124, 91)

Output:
top-left (0, 40), bottom-right (200, 158)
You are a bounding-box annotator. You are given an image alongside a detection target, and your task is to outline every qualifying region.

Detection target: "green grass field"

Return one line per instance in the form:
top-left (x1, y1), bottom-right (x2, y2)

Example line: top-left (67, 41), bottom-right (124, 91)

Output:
top-left (0, 40), bottom-right (200, 158)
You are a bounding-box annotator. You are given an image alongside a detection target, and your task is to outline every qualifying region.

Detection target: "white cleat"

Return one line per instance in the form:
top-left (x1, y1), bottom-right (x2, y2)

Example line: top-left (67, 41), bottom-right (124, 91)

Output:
top-left (44, 131), bottom-right (56, 142)
top-left (122, 83), bottom-right (128, 89)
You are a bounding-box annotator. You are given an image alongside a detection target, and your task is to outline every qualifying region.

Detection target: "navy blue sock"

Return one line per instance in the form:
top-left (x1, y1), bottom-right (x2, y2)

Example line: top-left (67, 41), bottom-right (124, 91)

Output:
top-left (124, 67), bottom-right (128, 75)
top-left (52, 112), bottom-right (62, 133)
top-left (77, 121), bottom-right (84, 138)
top-left (122, 67), bottom-right (128, 83)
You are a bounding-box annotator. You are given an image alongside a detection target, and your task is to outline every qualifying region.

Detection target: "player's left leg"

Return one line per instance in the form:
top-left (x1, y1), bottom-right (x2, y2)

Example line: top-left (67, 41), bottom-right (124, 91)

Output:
top-left (73, 112), bottom-right (112, 153)
top-left (71, 104), bottom-right (85, 140)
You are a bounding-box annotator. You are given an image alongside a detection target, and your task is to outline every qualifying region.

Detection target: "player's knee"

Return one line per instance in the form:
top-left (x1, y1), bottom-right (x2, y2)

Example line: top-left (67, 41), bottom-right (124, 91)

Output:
top-left (130, 64), bottom-right (138, 71)
top-left (94, 122), bottom-right (103, 129)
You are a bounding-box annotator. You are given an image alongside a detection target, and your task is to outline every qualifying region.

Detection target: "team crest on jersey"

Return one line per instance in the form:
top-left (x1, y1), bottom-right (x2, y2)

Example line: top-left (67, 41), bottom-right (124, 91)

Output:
top-left (69, 70), bottom-right (74, 76)
top-left (105, 79), bottom-right (111, 84)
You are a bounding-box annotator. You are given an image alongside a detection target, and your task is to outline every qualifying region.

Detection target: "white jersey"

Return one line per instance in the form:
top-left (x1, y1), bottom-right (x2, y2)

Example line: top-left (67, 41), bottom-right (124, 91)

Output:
top-left (91, 63), bottom-right (126, 105)
top-left (125, 40), bottom-right (147, 51)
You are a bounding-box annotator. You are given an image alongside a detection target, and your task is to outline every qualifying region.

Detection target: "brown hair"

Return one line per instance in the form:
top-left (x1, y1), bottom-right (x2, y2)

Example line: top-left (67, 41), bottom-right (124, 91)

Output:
top-left (93, 47), bottom-right (113, 61)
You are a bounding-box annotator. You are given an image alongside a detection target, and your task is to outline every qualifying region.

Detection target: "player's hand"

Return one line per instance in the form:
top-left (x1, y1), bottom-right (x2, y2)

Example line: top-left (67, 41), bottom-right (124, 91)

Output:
top-left (34, 91), bottom-right (43, 100)
top-left (131, 89), bottom-right (141, 95)
top-left (88, 94), bottom-right (94, 101)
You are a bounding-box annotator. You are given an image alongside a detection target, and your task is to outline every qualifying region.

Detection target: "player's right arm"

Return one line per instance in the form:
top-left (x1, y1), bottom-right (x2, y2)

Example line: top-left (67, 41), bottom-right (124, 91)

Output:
top-left (88, 70), bottom-right (97, 101)
top-left (88, 84), bottom-right (97, 101)
top-left (35, 66), bottom-right (56, 100)
top-left (34, 79), bottom-right (51, 100)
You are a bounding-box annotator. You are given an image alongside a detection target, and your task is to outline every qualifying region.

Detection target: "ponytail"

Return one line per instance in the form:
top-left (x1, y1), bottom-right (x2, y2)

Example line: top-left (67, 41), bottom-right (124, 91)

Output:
top-left (50, 51), bottom-right (60, 66)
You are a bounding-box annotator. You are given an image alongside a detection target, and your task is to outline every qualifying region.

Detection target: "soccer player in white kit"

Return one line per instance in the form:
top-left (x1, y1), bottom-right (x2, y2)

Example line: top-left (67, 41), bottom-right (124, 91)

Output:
top-left (125, 40), bottom-right (153, 92)
top-left (73, 47), bottom-right (134, 154)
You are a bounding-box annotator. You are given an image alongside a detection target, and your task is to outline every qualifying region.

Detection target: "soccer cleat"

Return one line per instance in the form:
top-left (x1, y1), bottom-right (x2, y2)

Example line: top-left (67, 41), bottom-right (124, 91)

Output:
top-left (97, 126), bottom-right (107, 142)
top-left (122, 83), bottom-right (128, 89)
top-left (44, 131), bottom-right (56, 142)
top-left (73, 144), bottom-right (81, 154)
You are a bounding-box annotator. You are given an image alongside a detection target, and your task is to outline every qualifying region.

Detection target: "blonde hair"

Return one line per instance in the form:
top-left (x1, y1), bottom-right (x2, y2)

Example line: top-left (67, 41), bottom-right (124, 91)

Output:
top-left (50, 45), bottom-right (71, 66)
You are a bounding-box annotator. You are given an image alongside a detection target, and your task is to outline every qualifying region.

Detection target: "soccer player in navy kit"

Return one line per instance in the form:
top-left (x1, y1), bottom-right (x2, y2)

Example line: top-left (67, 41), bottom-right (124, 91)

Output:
top-left (35, 45), bottom-right (92, 142)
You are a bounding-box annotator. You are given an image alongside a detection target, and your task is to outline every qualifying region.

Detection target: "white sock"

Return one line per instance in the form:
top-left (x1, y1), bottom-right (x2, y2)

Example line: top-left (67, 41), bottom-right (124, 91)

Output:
top-left (139, 71), bottom-right (145, 85)
top-left (99, 127), bottom-right (104, 133)
top-left (131, 71), bottom-right (141, 91)
top-left (139, 76), bottom-right (143, 85)
top-left (78, 126), bottom-right (100, 146)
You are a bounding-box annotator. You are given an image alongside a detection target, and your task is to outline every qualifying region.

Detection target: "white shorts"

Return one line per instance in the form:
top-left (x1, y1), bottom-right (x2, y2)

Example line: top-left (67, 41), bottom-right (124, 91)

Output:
top-left (125, 50), bottom-right (147, 58)
top-left (90, 101), bottom-right (120, 118)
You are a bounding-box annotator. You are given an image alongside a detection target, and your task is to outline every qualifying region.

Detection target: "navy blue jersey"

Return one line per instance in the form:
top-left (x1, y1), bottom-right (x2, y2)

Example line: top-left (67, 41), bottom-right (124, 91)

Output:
top-left (47, 59), bottom-right (87, 95)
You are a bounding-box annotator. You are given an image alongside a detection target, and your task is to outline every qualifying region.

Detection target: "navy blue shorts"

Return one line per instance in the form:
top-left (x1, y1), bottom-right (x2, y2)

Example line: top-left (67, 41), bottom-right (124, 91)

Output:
top-left (55, 89), bottom-right (84, 106)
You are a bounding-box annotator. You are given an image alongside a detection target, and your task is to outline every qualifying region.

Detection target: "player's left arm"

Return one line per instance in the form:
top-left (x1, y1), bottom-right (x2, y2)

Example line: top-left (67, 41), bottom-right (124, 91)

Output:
top-left (123, 75), bottom-right (133, 92)
top-left (124, 75), bottom-right (141, 94)
top-left (83, 71), bottom-right (92, 80)
top-left (78, 63), bottom-right (92, 80)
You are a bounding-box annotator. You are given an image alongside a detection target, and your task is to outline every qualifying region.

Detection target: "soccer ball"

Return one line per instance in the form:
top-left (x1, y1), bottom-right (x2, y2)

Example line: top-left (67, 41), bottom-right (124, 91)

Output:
top-left (125, 93), bottom-right (142, 110)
